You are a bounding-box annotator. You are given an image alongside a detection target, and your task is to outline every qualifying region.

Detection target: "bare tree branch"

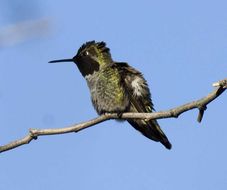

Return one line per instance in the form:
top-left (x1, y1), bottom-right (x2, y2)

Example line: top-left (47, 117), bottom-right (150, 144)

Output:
top-left (213, 78), bottom-right (227, 89)
top-left (0, 79), bottom-right (226, 153)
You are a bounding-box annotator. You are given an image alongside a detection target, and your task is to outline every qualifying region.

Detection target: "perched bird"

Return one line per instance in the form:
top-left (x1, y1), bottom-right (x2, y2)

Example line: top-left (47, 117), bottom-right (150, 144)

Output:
top-left (49, 41), bottom-right (171, 149)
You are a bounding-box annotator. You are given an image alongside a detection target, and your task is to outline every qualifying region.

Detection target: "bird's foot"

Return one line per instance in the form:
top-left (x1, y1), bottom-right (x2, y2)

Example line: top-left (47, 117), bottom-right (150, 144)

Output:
top-left (117, 112), bottom-right (123, 119)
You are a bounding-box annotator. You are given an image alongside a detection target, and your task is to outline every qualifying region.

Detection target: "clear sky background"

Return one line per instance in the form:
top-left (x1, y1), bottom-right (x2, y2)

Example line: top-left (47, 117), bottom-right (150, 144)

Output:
top-left (1, 0), bottom-right (227, 189)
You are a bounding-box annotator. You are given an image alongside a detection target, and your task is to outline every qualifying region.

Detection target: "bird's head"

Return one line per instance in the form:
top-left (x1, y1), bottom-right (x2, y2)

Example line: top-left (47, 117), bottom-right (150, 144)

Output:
top-left (49, 41), bottom-right (113, 77)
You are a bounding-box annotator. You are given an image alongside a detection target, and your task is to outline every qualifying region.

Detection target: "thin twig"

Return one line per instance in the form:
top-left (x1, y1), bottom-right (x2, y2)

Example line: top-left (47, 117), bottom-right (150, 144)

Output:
top-left (0, 79), bottom-right (226, 153)
top-left (212, 78), bottom-right (227, 88)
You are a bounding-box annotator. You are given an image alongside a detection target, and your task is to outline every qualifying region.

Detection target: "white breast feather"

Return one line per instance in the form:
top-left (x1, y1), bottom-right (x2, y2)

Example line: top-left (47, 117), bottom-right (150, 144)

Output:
top-left (131, 77), bottom-right (144, 96)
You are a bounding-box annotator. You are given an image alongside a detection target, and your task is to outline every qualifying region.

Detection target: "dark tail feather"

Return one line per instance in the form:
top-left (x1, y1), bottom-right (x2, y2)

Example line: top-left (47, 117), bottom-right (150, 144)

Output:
top-left (160, 136), bottom-right (172, 150)
top-left (127, 119), bottom-right (172, 150)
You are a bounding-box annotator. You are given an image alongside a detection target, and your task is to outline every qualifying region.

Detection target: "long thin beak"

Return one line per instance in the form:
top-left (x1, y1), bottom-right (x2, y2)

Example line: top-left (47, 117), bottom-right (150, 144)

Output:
top-left (48, 58), bottom-right (74, 63)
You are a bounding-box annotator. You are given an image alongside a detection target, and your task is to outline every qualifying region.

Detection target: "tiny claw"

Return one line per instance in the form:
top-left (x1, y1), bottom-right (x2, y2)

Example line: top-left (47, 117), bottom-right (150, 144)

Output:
top-left (117, 112), bottom-right (123, 119)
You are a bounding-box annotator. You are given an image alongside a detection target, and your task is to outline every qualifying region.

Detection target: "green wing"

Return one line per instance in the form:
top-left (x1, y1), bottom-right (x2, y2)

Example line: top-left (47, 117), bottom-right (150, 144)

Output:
top-left (115, 62), bottom-right (172, 149)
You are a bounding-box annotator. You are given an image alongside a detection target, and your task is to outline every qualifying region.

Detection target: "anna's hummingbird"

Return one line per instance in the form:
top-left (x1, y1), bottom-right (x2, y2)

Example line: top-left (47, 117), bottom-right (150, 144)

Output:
top-left (49, 41), bottom-right (171, 149)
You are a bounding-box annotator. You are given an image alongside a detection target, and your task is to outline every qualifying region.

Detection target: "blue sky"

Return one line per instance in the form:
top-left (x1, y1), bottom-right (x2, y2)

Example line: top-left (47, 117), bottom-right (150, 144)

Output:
top-left (1, 0), bottom-right (227, 189)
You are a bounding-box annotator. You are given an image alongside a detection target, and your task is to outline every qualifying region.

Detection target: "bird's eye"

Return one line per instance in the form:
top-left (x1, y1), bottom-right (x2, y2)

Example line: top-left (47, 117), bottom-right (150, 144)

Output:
top-left (84, 51), bottom-right (89, 56)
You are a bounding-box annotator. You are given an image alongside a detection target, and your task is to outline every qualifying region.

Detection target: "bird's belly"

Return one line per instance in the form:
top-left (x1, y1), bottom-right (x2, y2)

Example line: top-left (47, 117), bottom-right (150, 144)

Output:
top-left (90, 86), bottom-right (129, 115)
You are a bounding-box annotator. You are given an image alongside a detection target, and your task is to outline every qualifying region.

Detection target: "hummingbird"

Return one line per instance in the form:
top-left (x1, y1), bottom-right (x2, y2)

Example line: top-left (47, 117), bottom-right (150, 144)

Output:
top-left (49, 41), bottom-right (172, 149)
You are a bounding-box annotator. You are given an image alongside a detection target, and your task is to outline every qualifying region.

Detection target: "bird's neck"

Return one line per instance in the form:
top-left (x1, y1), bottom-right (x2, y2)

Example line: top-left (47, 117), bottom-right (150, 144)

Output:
top-left (76, 59), bottom-right (100, 77)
